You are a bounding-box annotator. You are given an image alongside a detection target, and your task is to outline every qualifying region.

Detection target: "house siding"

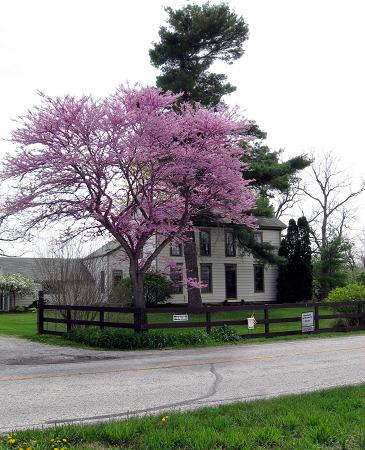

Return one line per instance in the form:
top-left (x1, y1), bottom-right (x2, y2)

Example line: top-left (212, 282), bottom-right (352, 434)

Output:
top-left (158, 226), bottom-right (281, 304)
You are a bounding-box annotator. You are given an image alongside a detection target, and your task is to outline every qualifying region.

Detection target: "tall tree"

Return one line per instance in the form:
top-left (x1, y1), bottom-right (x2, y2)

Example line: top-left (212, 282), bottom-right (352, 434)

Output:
top-left (150, 2), bottom-right (310, 305)
top-left (2, 86), bottom-right (256, 307)
top-left (297, 150), bottom-right (365, 250)
top-left (277, 217), bottom-right (313, 302)
top-left (150, 2), bottom-right (250, 306)
top-left (150, 3), bottom-right (249, 106)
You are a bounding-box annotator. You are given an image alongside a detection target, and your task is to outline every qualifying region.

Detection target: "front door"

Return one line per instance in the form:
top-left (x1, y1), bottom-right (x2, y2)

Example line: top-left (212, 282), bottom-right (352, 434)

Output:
top-left (225, 264), bottom-right (237, 299)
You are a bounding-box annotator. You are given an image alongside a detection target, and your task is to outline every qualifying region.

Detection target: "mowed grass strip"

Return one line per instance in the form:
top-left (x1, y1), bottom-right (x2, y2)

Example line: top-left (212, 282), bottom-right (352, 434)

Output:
top-left (2, 384), bottom-right (365, 449)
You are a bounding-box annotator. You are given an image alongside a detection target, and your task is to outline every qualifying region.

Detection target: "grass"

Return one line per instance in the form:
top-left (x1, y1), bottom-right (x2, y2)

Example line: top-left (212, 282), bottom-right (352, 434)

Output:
top-left (2, 384), bottom-right (365, 449)
top-left (0, 309), bottom-right (364, 350)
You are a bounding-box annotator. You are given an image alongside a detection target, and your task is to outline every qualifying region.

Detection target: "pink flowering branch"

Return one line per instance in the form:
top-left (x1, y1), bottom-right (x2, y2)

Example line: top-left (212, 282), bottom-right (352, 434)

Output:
top-left (3, 85), bottom-right (256, 306)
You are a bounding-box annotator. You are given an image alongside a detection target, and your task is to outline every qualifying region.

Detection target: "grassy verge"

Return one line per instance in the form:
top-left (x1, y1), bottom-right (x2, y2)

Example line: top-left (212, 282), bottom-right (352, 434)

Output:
top-left (2, 384), bottom-right (365, 449)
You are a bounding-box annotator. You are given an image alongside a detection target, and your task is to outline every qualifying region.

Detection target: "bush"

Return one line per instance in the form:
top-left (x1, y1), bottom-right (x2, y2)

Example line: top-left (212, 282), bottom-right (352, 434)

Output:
top-left (66, 325), bottom-right (240, 349)
top-left (210, 324), bottom-right (240, 342)
top-left (14, 306), bottom-right (27, 312)
top-left (111, 271), bottom-right (174, 306)
top-left (326, 283), bottom-right (365, 326)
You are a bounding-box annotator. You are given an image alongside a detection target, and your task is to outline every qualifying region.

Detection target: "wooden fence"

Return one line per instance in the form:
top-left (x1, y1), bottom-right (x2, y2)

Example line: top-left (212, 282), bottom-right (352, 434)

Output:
top-left (37, 291), bottom-right (365, 339)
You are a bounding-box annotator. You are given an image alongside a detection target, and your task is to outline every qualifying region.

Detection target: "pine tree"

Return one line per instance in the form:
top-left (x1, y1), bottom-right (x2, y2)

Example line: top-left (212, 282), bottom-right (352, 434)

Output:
top-left (297, 216), bottom-right (313, 301)
top-left (277, 217), bottom-right (313, 303)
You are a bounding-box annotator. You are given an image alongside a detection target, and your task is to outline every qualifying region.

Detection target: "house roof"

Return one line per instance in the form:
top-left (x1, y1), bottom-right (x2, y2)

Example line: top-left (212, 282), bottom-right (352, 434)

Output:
top-left (255, 217), bottom-right (287, 230)
top-left (85, 241), bottom-right (121, 259)
top-left (0, 257), bottom-right (90, 282)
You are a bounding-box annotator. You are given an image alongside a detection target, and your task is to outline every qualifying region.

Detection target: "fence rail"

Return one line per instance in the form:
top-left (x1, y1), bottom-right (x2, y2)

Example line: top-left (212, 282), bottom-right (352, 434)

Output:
top-left (37, 291), bottom-right (365, 338)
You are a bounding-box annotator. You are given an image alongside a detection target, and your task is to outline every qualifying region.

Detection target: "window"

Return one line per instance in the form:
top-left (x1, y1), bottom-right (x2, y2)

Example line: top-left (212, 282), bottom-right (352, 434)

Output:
top-left (254, 232), bottom-right (263, 243)
top-left (225, 264), bottom-right (237, 299)
top-left (254, 265), bottom-right (264, 292)
top-left (112, 270), bottom-right (123, 287)
top-left (100, 270), bottom-right (105, 293)
top-left (200, 263), bottom-right (213, 294)
top-left (225, 230), bottom-right (236, 257)
top-left (200, 230), bottom-right (211, 256)
top-left (170, 263), bottom-right (183, 294)
top-left (170, 241), bottom-right (183, 257)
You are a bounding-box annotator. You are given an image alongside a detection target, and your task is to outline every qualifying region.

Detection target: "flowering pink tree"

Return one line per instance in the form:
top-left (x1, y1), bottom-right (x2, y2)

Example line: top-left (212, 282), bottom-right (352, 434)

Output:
top-left (3, 86), bottom-right (256, 307)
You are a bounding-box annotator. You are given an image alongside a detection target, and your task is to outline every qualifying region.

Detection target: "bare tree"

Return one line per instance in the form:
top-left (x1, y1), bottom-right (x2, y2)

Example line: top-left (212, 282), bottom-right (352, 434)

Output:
top-left (297, 150), bottom-right (365, 250)
top-left (36, 242), bottom-right (103, 322)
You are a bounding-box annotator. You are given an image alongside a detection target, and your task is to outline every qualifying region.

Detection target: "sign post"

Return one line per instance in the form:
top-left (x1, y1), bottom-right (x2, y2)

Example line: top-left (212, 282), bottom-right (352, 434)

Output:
top-left (301, 311), bottom-right (314, 333)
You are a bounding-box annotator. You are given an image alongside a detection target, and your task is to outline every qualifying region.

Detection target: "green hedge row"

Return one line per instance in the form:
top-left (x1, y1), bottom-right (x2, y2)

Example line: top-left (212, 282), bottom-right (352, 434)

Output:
top-left (65, 325), bottom-right (240, 350)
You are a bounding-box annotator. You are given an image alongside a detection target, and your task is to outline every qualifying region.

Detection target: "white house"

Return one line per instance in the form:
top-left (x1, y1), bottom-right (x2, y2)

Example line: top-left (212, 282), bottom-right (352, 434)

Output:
top-left (86, 217), bottom-right (286, 304)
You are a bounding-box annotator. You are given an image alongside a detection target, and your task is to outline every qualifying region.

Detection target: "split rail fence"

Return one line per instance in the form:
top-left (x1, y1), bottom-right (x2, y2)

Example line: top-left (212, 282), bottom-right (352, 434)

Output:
top-left (37, 291), bottom-right (365, 339)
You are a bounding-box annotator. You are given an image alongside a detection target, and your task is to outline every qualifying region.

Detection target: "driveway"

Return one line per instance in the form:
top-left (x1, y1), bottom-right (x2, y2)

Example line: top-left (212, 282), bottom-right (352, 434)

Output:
top-left (0, 334), bottom-right (364, 432)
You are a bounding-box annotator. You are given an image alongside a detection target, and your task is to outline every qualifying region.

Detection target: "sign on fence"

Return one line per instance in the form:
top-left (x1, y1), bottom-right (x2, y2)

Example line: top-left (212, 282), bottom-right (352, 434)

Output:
top-left (173, 314), bottom-right (189, 322)
top-left (247, 316), bottom-right (257, 330)
top-left (301, 311), bottom-right (314, 332)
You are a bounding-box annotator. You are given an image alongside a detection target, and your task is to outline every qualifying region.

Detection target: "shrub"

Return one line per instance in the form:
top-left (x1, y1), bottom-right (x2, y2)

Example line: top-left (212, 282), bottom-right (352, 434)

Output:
top-left (111, 271), bottom-right (174, 306)
top-left (14, 305), bottom-right (27, 312)
top-left (65, 325), bottom-right (240, 349)
top-left (210, 325), bottom-right (240, 342)
top-left (326, 283), bottom-right (365, 326)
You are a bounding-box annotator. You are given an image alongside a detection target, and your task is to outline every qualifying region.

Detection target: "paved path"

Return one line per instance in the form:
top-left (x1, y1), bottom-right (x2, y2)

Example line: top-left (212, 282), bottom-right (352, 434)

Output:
top-left (0, 335), bottom-right (364, 432)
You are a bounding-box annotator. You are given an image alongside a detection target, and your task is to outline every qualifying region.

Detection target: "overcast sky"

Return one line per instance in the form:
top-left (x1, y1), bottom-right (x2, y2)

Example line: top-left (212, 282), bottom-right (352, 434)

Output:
top-left (1, 0), bottom-right (364, 255)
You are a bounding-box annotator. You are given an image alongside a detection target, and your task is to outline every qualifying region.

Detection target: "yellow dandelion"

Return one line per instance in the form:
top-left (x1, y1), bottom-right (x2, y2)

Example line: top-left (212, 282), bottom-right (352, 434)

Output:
top-left (8, 438), bottom-right (16, 444)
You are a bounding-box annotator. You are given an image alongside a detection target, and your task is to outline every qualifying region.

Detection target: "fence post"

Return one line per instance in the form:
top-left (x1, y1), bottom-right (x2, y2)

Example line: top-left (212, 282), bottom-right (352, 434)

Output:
top-left (100, 308), bottom-right (105, 330)
top-left (66, 307), bottom-right (72, 333)
top-left (264, 305), bottom-right (269, 338)
top-left (357, 303), bottom-right (363, 326)
top-left (206, 310), bottom-right (211, 334)
top-left (314, 305), bottom-right (320, 332)
top-left (37, 290), bottom-right (44, 335)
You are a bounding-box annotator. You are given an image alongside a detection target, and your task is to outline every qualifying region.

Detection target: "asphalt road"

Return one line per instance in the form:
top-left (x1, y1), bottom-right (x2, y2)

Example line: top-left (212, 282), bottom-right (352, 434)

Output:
top-left (0, 334), bottom-right (365, 432)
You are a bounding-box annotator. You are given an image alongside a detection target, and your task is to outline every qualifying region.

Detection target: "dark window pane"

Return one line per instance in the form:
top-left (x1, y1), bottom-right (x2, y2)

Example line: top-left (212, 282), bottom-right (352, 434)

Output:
top-left (254, 265), bottom-right (264, 292)
top-left (254, 232), bottom-right (263, 243)
top-left (200, 230), bottom-right (211, 256)
top-left (225, 230), bottom-right (236, 257)
top-left (100, 271), bottom-right (105, 293)
top-left (112, 270), bottom-right (123, 287)
top-left (170, 242), bottom-right (183, 256)
top-left (170, 264), bottom-right (183, 294)
top-left (200, 264), bottom-right (212, 293)
top-left (225, 264), bottom-right (237, 299)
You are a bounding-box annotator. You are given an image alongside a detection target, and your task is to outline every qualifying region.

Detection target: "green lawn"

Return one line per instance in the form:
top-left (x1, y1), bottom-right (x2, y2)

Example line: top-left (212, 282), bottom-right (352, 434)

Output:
top-left (2, 384), bottom-right (365, 449)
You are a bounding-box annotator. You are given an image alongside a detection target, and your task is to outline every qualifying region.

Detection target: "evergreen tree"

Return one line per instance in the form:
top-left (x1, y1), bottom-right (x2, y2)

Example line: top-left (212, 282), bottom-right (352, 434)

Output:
top-left (277, 217), bottom-right (313, 303)
top-left (297, 216), bottom-right (313, 301)
top-left (150, 3), bottom-right (249, 106)
top-left (150, 3), bottom-right (310, 304)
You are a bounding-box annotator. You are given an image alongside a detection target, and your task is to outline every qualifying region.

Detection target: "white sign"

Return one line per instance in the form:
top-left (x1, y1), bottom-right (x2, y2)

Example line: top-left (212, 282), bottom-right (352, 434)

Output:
top-left (301, 312), bottom-right (314, 332)
top-left (247, 316), bottom-right (256, 330)
top-left (173, 314), bottom-right (189, 322)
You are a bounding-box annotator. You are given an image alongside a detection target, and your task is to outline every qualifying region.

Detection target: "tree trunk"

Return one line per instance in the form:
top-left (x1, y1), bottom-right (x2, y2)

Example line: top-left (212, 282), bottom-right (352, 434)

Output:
top-left (129, 261), bottom-right (145, 308)
top-left (183, 230), bottom-right (202, 307)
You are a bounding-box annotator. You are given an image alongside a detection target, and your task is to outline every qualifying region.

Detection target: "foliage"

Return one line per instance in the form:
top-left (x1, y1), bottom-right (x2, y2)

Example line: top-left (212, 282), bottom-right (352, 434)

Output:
top-left (326, 284), bottom-right (365, 310)
top-left (277, 217), bottom-right (313, 302)
top-left (232, 224), bottom-right (285, 265)
top-left (326, 283), bottom-right (365, 327)
top-left (3, 385), bottom-right (365, 449)
top-left (149, 3), bottom-right (249, 106)
top-left (0, 273), bottom-right (36, 297)
top-left (313, 237), bottom-right (350, 300)
top-left (3, 86), bottom-right (256, 307)
top-left (209, 324), bottom-right (240, 342)
top-left (66, 325), bottom-right (241, 350)
top-left (112, 272), bottom-right (174, 307)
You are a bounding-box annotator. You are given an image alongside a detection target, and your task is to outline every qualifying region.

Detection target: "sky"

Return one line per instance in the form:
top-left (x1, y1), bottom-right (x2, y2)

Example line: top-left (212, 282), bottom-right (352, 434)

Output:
top-left (0, 0), bottom-right (364, 255)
